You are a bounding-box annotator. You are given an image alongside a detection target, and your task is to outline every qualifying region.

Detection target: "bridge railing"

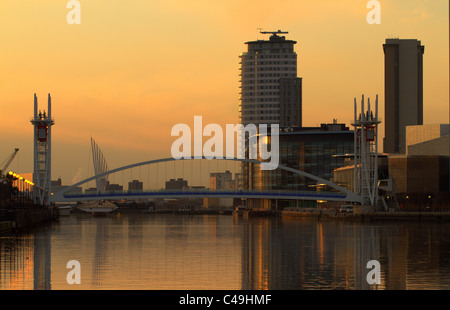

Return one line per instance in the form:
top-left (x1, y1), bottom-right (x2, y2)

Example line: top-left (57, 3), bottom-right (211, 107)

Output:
top-left (51, 156), bottom-right (363, 203)
top-left (60, 188), bottom-right (348, 200)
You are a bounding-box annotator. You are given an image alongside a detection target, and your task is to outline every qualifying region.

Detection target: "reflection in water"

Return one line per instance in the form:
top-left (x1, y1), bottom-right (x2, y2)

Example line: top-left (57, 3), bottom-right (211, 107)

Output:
top-left (1, 214), bottom-right (450, 290)
top-left (92, 218), bottom-right (106, 288)
top-left (33, 227), bottom-right (51, 290)
top-left (0, 227), bottom-right (51, 290)
top-left (241, 218), bottom-right (450, 290)
top-left (242, 218), bottom-right (365, 289)
top-left (0, 236), bottom-right (34, 290)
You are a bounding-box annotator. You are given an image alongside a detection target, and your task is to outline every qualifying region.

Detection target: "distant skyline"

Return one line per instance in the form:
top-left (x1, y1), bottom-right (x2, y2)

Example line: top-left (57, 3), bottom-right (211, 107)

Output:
top-left (0, 0), bottom-right (448, 186)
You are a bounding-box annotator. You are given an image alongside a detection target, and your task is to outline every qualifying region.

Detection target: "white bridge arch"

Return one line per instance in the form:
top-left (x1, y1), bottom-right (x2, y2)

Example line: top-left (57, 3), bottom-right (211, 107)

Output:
top-left (51, 157), bottom-right (363, 203)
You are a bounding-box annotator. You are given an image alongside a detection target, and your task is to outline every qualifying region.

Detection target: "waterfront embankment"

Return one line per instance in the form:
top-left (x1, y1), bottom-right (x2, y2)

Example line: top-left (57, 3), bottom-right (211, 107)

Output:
top-left (0, 206), bottom-right (58, 235)
top-left (281, 210), bottom-right (450, 222)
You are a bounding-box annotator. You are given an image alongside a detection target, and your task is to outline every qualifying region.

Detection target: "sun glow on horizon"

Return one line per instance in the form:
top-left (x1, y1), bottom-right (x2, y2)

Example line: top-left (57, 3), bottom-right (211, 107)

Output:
top-left (0, 0), bottom-right (448, 184)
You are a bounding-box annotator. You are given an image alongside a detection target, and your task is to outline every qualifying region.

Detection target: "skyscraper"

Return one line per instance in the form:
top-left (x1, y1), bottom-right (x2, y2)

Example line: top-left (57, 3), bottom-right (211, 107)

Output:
top-left (383, 38), bottom-right (425, 154)
top-left (239, 30), bottom-right (302, 127)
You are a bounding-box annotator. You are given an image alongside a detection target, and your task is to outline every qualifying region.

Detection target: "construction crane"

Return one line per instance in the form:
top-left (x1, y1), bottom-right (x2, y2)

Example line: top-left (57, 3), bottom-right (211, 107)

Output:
top-left (1, 148), bottom-right (19, 176)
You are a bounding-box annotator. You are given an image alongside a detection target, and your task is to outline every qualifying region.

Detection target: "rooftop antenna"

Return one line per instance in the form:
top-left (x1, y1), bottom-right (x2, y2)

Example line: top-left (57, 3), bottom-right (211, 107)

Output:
top-left (260, 29), bottom-right (289, 37)
top-left (257, 27), bottom-right (263, 39)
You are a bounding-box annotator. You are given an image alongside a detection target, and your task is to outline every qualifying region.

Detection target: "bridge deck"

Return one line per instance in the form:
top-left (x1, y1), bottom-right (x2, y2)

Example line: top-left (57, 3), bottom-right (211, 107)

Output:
top-left (49, 157), bottom-right (363, 204)
top-left (56, 189), bottom-right (352, 202)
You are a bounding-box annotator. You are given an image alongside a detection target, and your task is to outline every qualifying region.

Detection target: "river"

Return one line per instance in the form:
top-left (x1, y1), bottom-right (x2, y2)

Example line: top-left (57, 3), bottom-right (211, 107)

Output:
top-left (1, 213), bottom-right (450, 290)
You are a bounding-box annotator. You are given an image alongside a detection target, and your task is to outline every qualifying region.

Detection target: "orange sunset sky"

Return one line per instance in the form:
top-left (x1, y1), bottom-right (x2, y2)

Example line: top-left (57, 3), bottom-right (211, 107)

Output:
top-left (0, 0), bottom-right (448, 186)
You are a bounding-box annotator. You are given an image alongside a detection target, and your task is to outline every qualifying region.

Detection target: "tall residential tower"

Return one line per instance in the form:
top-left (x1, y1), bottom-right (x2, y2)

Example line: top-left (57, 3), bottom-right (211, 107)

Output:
top-left (383, 38), bottom-right (425, 154)
top-left (239, 30), bottom-right (302, 127)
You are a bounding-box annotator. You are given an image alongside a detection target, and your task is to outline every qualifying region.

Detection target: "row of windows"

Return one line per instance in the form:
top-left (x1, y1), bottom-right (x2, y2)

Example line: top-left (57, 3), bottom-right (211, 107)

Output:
top-left (242, 79), bottom-right (284, 84)
top-left (242, 142), bottom-right (353, 158)
top-left (242, 98), bottom-right (280, 102)
top-left (242, 91), bottom-right (280, 96)
top-left (241, 60), bottom-right (296, 66)
top-left (249, 43), bottom-right (294, 48)
top-left (280, 103), bottom-right (299, 112)
top-left (242, 116), bottom-right (279, 121)
top-left (280, 116), bottom-right (298, 121)
top-left (243, 73), bottom-right (297, 78)
top-left (242, 108), bottom-right (278, 113)
top-left (245, 53), bottom-right (296, 58)
top-left (243, 140), bottom-right (353, 190)
top-left (280, 92), bottom-right (300, 97)
top-left (241, 67), bottom-right (296, 72)
top-left (242, 85), bottom-right (280, 90)
top-left (241, 104), bottom-right (279, 108)
top-left (279, 141), bottom-right (353, 149)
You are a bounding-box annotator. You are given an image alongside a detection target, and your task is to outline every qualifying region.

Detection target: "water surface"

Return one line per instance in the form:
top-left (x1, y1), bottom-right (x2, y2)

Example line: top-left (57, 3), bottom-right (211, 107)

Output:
top-left (1, 213), bottom-right (450, 290)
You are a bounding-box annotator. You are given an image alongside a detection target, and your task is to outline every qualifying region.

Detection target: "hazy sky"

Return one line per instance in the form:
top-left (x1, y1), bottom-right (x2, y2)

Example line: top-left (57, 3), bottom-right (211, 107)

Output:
top-left (0, 0), bottom-right (448, 186)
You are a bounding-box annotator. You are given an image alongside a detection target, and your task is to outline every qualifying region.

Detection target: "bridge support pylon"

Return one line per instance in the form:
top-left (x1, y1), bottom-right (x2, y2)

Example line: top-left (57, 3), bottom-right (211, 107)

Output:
top-left (31, 94), bottom-right (55, 206)
top-left (352, 95), bottom-right (381, 207)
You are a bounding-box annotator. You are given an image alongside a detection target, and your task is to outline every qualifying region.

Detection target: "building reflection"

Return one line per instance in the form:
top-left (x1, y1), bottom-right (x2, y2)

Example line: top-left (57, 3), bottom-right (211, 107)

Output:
top-left (0, 236), bottom-right (34, 289)
top-left (2, 215), bottom-right (450, 290)
top-left (33, 227), bottom-right (51, 290)
top-left (0, 227), bottom-right (51, 290)
top-left (91, 218), bottom-right (107, 288)
top-left (240, 218), bottom-right (450, 290)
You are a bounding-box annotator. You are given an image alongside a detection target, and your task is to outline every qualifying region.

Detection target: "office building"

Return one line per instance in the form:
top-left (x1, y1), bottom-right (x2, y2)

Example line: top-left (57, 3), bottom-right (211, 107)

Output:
top-left (383, 38), bottom-right (425, 154)
top-left (210, 170), bottom-right (235, 190)
top-left (51, 178), bottom-right (82, 195)
top-left (165, 178), bottom-right (188, 190)
top-left (406, 124), bottom-right (450, 156)
top-left (128, 180), bottom-right (143, 191)
top-left (205, 170), bottom-right (239, 208)
top-left (389, 155), bottom-right (450, 211)
top-left (106, 182), bottom-right (123, 191)
top-left (243, 122), bottom-right (354, 209)
top-left (85, 187), bottom-right (98, 195)
top-left (388, 155), bottom-right (449, 194)
top-left (239, 30), bottom-right (302, 127)
top-left (332, 156), bottom-right (389, 193)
